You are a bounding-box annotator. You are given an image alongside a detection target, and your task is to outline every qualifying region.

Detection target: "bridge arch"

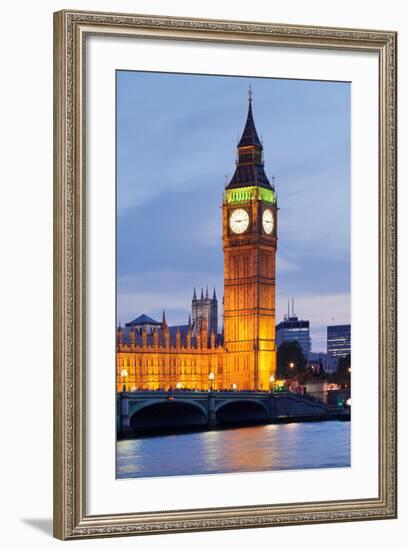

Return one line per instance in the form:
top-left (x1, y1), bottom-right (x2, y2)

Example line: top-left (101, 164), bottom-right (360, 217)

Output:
top-left (215, 398), bottom-right (269, 424)
top-left (129, 398), bottom-right (208, 418)
top-left (129, 398), bottom-right (208, 433)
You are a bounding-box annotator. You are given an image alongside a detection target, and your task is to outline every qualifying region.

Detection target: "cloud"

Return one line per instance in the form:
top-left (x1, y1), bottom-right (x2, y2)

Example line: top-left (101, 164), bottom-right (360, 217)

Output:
top-left (277, 292), bottom-right (350, 326)
top-left (118, 271), bottom-right (350, 353)
top-left (117, 270), bottom-right (223, 325)
top-left (117, 97), bottom-right (238, 213)
top-left (189, 217), bottom-right (222, 248)
top-left (277, 256), bottom-right (300, 273)
top-left (116, 74), bottom-right (351, 350)
top-left (118, 290), bottom-right (191, 325)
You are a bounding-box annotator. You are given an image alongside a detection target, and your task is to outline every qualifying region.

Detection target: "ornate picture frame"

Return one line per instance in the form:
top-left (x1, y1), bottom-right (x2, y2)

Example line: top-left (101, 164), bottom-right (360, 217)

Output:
top-left (53, 9), bottom-right (397, 540)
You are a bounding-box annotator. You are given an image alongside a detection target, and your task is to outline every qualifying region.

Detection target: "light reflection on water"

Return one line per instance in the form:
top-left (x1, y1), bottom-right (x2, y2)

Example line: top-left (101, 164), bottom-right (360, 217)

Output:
top-left (116, 421), bottom-right (350, 479)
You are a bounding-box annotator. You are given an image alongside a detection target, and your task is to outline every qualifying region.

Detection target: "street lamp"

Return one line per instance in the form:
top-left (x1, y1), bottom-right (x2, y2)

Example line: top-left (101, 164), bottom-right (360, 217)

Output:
top-left (208, 371), bottom-right (215, 391)
top-left (176, 381), bottom-right (182, 390)
top-left (231, 383), bottom-right (237, 391)
top-left (120, 368), bottom-right (128, 392)
top-left (289, 362), bottom-right (295, 379)
top-left (269, 374), bottom-right (275, 393)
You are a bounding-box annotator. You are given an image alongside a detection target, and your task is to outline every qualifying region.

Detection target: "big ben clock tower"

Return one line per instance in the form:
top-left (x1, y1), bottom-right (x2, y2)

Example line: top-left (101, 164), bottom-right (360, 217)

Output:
top-left (222, 88), bottom-right (277, 391)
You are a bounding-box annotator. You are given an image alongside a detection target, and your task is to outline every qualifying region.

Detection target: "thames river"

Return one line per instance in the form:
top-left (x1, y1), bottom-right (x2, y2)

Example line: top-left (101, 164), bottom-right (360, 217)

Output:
top-left (116, 421), bottom-right (350, 479)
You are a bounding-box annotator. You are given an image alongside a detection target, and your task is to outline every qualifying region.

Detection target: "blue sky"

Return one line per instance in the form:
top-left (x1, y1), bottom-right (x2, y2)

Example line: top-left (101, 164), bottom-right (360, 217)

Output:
top-left (117, 71), bottom-right (350, 352)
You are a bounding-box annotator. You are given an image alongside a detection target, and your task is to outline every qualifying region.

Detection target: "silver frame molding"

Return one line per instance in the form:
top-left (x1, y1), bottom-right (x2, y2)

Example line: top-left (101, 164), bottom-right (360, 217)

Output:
top-left (53, 9), bottom-right (397, 540)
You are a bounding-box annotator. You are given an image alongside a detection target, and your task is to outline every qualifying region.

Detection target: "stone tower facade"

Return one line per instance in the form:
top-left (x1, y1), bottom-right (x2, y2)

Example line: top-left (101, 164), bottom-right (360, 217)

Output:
top-left (116, 91), bottom-right (277, 392)
top-left (191, 287), bottom-right (218, 337)
top-left (222, 89), bottom-right (278, 390)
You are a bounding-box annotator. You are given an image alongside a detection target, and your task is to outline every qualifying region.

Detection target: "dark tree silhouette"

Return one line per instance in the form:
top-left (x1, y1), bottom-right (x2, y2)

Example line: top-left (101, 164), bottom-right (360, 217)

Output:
top-left (306, 360), bottom-right (326, 381)
top-left (276, 340), bottom-right (307, 380)
top-left (331, 354), bottom-right (351, 386)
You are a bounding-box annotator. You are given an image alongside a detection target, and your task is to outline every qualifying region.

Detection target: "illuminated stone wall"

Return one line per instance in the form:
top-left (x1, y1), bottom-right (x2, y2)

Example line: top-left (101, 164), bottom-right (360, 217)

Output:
top-left (222, 195), bottom-right (277, 391)
top-left (116, 95), bottom-right (277, 393)
top-left (116, 327), bottom-right (225, 392)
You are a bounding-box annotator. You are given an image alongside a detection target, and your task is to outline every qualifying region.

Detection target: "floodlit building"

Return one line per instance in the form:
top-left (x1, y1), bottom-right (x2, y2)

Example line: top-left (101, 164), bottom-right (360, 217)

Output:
top-left (117, 90), bottom-right (278, 392)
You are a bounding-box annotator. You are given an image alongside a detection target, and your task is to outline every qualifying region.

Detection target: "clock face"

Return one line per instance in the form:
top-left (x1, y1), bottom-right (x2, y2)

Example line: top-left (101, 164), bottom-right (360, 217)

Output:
top-left (262, 208), bottom-right (274, 235)
top-left (229, 208), bottom-right (250, 234)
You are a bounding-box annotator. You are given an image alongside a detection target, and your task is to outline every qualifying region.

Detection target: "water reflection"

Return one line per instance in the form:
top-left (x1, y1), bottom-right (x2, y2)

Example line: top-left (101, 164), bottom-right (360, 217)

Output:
top-left (116, 421), bottom-right (350, 479)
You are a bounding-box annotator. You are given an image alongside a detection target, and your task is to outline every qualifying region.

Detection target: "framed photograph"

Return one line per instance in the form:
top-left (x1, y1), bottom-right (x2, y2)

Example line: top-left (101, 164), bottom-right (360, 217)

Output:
top-left (53, 9), bottom-right (397, 540)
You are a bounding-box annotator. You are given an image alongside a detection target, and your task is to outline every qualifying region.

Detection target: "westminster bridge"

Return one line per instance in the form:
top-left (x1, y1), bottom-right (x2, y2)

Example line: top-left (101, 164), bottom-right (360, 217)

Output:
top-left (117, 390), bottom-right (348, 437)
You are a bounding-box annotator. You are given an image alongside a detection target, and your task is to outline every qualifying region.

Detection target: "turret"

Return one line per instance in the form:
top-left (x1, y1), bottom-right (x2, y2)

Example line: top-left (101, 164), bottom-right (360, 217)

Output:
top-left (130, 326), bottom-right (135, 348)
top-left (161, 310), bottom-right (169, 348)
top-left (141, 324), bottom-right (147, 347)
top-left (187, 316), bottom-right (192, 349)
top-left (210, 327), bottom-right (216, 349)
top-left (117, 324), bottom-right (123, 350)
top-left (202, 318), bottom-right (208, 349)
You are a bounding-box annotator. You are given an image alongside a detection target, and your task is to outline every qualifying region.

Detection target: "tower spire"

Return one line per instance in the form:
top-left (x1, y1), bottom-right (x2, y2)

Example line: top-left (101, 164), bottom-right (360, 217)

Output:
top-left (237, 86), bottom-right (261, 148)
top-left (226, 87), bottom-right (272, 191)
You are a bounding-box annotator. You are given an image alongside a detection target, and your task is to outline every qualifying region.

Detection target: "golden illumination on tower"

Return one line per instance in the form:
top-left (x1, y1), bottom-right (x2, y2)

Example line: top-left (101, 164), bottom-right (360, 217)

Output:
top-left (116, 88), bottom-right (277, 392)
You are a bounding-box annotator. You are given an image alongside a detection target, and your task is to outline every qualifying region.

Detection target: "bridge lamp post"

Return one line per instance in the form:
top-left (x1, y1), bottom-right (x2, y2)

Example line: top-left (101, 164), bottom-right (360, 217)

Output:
top-left (231, 383), bottom-right (237, 391)
top-left (120, 368), bottom-right (128, 393)
top-left (176, 381), bottom-right (182, 390)
top-left (269, 375), bottom-right (275, 393)
top-left (208, 372), bottom-right (215, 392)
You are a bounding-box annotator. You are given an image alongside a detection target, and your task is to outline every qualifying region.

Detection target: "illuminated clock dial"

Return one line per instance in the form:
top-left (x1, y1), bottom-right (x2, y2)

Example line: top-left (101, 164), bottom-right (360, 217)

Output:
top-left (262, 208), bottom-right (274, 235)
top-left (229, 208), bottom-right (249, 234)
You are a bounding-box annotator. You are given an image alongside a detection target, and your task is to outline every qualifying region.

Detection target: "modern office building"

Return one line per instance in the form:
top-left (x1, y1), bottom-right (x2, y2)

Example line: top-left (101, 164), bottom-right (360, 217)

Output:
top-left (276, 307), bottom-right (311, 358)
top-left (327, 324), bottom-right (351, 359)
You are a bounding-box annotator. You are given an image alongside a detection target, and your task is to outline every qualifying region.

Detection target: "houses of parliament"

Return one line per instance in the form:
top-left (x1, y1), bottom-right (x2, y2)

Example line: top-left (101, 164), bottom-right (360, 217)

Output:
top-left (117, 90), bottom-right (278, 392)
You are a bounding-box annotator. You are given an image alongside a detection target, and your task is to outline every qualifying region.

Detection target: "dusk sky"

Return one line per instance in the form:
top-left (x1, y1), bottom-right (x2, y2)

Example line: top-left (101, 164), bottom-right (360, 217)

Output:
top-left (116, 71), bottom-right (350, 352)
